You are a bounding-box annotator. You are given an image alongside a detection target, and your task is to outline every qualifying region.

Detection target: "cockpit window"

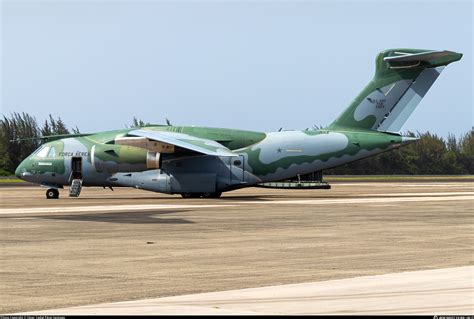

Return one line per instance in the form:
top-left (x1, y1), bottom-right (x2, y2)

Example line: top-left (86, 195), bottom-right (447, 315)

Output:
top-left (36, 146), bottom-right (50, 158)
top-left (48, 147), bottom-right (56, 158)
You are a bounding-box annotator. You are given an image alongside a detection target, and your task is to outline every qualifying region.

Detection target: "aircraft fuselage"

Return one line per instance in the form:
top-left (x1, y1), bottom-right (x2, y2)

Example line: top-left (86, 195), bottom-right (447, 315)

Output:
top-left (15, 125), bottom-right (414, 196)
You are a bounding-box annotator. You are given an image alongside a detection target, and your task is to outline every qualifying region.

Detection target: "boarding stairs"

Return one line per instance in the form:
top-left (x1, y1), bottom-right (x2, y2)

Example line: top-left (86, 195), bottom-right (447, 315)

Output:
top-left (69, 179), bottom-right (83, 197)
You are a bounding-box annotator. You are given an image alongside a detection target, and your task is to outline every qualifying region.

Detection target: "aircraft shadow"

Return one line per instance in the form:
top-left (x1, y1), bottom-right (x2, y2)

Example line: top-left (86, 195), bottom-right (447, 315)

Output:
top-left (218, 195), bottom-right (273, 201)
top-left (31, 210), bottom-right (194, 224)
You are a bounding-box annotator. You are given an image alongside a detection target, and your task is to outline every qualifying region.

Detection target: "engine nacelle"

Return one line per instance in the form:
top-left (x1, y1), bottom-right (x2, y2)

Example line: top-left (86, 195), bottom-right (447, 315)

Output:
top-left (91, 144), bottom-right (161, 173)
top-left (146, 151), bottom-right (161, 169)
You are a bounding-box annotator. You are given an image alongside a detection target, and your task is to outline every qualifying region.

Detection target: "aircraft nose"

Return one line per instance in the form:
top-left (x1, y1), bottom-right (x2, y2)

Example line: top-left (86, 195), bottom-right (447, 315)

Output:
top-left (15, 159), bottom-right (32, 181)
top-left (15, 162), bottom-right (23, 179)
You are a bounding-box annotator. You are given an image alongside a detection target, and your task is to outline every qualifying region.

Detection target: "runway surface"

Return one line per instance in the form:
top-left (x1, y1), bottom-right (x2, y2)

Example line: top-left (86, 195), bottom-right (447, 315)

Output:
top-left (16, 266), bottom-right (474, 315)
top-left (1, 181), bottom-right (473, 314)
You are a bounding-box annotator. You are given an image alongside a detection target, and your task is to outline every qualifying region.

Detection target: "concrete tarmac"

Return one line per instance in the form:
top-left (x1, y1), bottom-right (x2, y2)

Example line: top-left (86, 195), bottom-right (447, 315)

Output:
top-left (1, 181), bottom-right (473, 314)
top-left (16, 266), bottom-right (474, 315)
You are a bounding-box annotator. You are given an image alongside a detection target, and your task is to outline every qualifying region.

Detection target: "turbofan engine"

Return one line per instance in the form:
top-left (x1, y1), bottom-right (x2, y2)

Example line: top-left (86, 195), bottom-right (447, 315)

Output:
top-left (91, 143), bottom-right (161, 173)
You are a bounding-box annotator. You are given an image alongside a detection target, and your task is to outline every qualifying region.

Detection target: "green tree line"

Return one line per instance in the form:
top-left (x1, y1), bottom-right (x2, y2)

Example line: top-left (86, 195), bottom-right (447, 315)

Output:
top-left (0, 113), bottom-right (79, 175)
top-left (0, 112), bottom-right (472, 175)
top-left (326, 130), bottom-right (474, 175)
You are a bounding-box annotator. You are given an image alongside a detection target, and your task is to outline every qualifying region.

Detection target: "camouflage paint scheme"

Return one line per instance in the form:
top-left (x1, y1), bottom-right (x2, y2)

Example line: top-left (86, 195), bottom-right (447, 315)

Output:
top-left (16, 49), bottom-right (462, 197)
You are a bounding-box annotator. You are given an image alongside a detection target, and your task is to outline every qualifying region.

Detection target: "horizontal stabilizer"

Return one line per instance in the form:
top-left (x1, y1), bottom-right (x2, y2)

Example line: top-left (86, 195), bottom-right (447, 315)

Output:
top-left (383, 50), bottom-right (462, 69)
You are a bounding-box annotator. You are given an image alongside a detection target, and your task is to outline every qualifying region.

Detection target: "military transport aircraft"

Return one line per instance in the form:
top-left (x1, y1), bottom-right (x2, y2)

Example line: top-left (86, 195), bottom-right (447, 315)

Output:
top-left (15, 48), bottom-right (462, 199)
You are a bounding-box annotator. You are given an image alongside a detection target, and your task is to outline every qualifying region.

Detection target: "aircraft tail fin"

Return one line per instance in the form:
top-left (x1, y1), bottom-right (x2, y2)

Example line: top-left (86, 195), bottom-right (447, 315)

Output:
top-left (328, 49), bottom-right (462, 133)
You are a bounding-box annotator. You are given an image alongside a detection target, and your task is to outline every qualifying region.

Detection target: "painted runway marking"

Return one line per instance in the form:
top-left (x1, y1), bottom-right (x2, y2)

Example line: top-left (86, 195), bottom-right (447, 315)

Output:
top-left (0, 194), bottom-right (472, 215)
top-left (351, 192), bottom-right (474, 197)
top-left (334, 183), bottom-right (473, 187)
top-left (239, 195), bottom-right (474, 206)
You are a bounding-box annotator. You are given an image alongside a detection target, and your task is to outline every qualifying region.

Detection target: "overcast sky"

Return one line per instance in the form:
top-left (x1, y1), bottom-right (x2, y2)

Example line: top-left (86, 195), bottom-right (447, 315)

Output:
top-left (1, 0), bottom-right (472, 137)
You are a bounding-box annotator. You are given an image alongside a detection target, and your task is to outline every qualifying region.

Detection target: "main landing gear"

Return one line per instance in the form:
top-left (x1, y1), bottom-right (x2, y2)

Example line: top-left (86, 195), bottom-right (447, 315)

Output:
top-left (181, 192), bottom-right (222, 199)
top-left (46, 188), bottom-right (59, 199)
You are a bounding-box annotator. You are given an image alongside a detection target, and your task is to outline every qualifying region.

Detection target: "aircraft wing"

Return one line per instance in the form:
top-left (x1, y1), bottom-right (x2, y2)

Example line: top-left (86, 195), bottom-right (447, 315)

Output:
top-left (128, 129), bottom-right (237, 157)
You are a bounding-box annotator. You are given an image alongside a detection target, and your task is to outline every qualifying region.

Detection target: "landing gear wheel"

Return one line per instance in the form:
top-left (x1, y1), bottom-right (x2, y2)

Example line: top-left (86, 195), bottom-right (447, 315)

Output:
top-left (202, 192), bottom-right (222, 199)
top-left (181, 193), bottom-right (202, 198)
top-left (46, 188), bottom-right (59, 199)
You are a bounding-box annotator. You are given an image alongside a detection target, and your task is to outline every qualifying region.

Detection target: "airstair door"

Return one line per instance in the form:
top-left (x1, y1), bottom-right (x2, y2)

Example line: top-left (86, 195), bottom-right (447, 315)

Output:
top-left (70, 157), bottom-right (83, 197)
top-left (71, 157), bottom-right (82, 179)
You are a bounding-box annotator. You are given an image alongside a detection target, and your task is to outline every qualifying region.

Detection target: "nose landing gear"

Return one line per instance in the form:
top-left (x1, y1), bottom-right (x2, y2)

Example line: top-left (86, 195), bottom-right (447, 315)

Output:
top-left (46, 188), bottom-right (59, 199)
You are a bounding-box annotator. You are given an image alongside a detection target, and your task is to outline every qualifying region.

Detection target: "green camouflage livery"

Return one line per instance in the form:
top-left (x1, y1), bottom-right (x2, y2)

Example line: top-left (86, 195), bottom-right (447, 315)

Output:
top-left (16, 49), bottom-right (462, 198)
